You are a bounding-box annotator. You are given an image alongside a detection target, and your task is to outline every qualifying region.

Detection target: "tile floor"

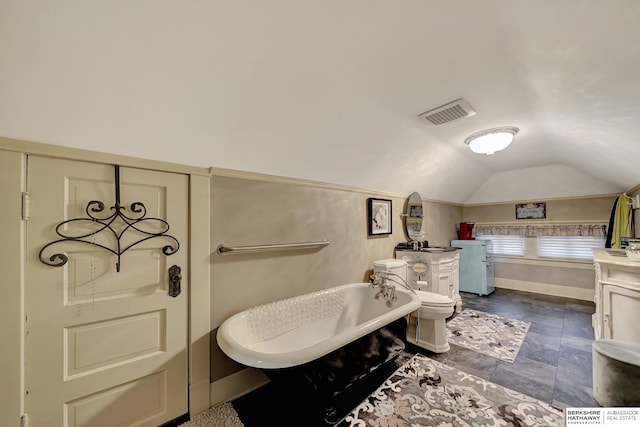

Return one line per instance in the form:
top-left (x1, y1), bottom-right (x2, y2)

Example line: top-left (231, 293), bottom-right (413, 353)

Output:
top-left (432, 289), bottom-right (596, 409)
top-left (231, 288), bottom-right (596, 426)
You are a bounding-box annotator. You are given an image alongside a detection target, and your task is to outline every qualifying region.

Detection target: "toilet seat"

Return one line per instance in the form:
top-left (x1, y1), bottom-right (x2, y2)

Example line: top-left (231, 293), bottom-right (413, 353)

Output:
top-left (416, 290), bottom-right (454, 307)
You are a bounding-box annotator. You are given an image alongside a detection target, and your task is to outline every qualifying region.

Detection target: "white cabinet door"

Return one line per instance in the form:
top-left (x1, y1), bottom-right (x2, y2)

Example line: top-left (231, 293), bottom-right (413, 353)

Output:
top-left (436, 260), bottom-right (457, 299)
top-left (25, 156), bottom-right (189, 427)
top-left (602, 284), bottom-right (640, 341)
top-left (439, 258), bottom-right (461, 312)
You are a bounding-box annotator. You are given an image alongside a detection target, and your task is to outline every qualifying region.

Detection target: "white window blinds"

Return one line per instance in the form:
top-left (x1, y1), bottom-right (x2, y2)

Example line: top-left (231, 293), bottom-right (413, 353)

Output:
top-left (537, 236), bottom-right (605, 261)
top-left (476, 235), bottom-right (525, 256)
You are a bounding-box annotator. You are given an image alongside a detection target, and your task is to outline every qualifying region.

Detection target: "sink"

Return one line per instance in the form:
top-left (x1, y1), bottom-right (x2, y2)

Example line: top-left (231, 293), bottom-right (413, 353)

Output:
top-left (419, 246), bottom-right (458, 252)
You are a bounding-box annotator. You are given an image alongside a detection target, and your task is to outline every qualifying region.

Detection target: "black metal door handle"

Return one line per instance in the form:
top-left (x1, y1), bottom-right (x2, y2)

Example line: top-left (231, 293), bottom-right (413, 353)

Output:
top-left (168, 265), bottom-right (181, 297)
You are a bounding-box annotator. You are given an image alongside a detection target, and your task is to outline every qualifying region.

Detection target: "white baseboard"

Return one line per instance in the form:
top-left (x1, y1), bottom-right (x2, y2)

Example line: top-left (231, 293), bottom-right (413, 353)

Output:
top-left (494, 278), bottom-right (595, 302)
top-left (209, 368), bottom-right (269, 407)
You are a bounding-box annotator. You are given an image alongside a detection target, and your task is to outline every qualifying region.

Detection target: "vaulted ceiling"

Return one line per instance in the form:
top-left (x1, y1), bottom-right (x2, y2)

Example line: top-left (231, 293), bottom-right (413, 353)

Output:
top-left (1, 1), bottom-right (638, 203)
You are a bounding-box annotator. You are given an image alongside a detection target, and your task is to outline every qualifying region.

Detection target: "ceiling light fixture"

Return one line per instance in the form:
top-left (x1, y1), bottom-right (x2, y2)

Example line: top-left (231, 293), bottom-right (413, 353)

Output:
top-left (464, 126), bottom-right (519, 155)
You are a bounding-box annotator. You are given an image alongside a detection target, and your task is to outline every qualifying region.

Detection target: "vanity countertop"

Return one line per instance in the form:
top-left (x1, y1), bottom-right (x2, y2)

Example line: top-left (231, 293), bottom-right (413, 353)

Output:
top-left (593, 249), bottom-right (640, 268)
top-left (395, 246), bottom-right (460, 253)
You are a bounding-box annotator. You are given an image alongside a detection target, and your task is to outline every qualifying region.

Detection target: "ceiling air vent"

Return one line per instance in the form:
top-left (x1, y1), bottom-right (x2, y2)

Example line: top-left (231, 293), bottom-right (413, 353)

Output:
top-left (418, 98), bottom-right (476, 125)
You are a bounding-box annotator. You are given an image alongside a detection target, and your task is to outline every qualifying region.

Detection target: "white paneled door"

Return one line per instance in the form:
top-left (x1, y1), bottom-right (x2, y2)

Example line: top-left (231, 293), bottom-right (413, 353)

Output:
top-left (24, 156), bottom-right (189, 426)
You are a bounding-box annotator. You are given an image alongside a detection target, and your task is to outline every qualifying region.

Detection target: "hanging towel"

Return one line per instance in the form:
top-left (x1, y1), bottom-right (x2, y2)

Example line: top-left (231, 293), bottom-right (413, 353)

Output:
top-left (611, 194), bottom-right (632, 249)
top-left (606, 196), bottom-right (619, 248)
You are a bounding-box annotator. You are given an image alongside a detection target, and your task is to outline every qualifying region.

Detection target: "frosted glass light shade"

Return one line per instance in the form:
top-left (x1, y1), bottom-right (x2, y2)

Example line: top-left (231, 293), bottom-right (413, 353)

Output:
top-left (464, 127), bottom-right (519, 155)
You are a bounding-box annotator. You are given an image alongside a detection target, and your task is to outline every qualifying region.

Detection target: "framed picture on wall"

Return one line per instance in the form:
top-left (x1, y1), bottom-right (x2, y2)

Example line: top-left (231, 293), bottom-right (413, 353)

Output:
top-left (368, 198), bottom-right (392, 236)
top-left (515, 202), bottom-right (546, 219)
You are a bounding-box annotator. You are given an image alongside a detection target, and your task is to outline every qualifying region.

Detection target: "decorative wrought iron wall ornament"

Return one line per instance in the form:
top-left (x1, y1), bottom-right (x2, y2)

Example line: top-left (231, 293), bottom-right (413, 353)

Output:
top-left (39, 165), bottom-right (180, 272)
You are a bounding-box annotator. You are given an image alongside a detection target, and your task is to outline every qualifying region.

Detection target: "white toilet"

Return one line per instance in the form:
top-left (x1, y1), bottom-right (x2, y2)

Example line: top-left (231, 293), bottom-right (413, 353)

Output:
top-left (373, 259), bottom-right (454, 353)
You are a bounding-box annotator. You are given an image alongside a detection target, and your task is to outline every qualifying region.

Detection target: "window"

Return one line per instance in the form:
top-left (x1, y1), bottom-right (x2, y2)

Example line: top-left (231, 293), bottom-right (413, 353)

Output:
top-left (537, 236), bottom-right (605, 261)
top-left (476, 235), bottom-right (525, 256)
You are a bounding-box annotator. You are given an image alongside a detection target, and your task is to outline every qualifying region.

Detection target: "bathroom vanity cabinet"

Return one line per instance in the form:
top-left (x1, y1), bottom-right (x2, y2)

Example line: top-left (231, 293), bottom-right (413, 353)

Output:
top-left (395, 249), bottom-right (462, 312)
top-left (592, 249), bottom-right (640, 342)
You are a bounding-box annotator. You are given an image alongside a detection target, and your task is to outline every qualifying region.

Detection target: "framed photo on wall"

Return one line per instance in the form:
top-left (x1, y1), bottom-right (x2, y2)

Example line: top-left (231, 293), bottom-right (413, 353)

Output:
top-left (368, 198), bottom-right (392, 236)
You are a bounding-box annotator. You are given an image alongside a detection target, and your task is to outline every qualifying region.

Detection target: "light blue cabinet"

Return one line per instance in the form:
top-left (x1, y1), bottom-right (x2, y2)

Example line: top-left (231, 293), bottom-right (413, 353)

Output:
top-left (451, 240), bottom-right (494, 296)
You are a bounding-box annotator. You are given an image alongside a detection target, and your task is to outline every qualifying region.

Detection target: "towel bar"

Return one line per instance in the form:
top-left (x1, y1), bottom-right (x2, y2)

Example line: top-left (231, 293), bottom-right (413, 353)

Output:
top-left (217, 240), bottom-right (330, 255)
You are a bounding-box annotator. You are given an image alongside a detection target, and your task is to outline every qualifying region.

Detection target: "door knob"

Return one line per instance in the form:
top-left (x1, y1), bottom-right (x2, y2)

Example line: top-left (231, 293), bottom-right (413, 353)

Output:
top-left (168, 265), bottom-right (182, 297)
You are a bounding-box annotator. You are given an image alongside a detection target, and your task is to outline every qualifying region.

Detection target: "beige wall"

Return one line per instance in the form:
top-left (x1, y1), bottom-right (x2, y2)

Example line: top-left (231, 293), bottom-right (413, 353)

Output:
top-left (421, 199), bottom-right (463, 247)
top-left (495, 261), bottom-right (596, 291)
top-left (463, 195), bottom-right (617, 223)
top-left (209, 174), bottom-right (462, 381)
top-left (0, 151), bottom-right (23, 425)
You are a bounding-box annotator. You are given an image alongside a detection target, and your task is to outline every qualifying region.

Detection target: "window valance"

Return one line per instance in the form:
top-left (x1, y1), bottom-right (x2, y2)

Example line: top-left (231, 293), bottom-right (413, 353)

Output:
top-left (475, 224), bottom-right (607, 238)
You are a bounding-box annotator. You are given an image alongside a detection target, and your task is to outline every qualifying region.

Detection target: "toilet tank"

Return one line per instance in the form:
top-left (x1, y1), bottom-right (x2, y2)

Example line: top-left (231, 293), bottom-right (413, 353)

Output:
top-left (373, 259), bottom-right (408, 283)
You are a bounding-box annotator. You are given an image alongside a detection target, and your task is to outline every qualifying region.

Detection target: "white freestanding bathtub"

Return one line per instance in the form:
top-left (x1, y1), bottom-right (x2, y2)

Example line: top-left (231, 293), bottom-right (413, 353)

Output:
top-left (216, 282), bottom-right (421, 369)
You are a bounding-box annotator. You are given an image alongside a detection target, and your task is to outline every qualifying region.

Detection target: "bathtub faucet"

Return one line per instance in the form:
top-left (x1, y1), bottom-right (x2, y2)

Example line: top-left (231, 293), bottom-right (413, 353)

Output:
top-left (370, 271), bottom-right (421, 341)
top-left (373, 278), bottom-right (397, 304)
top-left (370, 271), bottom-right (418, 305)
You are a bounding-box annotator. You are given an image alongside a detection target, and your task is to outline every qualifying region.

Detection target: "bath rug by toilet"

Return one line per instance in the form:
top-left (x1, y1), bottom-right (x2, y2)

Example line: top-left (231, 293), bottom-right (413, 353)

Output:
top-left (446, 308), bottom-right (530, 363)
top-left (338, 353), bottom-right (563, 427)
top-left (178, 402), bottom-right (244, 427)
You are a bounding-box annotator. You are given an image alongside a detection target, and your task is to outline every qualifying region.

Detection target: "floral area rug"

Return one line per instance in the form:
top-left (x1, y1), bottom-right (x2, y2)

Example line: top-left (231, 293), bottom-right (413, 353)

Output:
top-left (338, 353), bottom-right (563, 427)
top-left (446, 309), bottom-right (530, 363)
